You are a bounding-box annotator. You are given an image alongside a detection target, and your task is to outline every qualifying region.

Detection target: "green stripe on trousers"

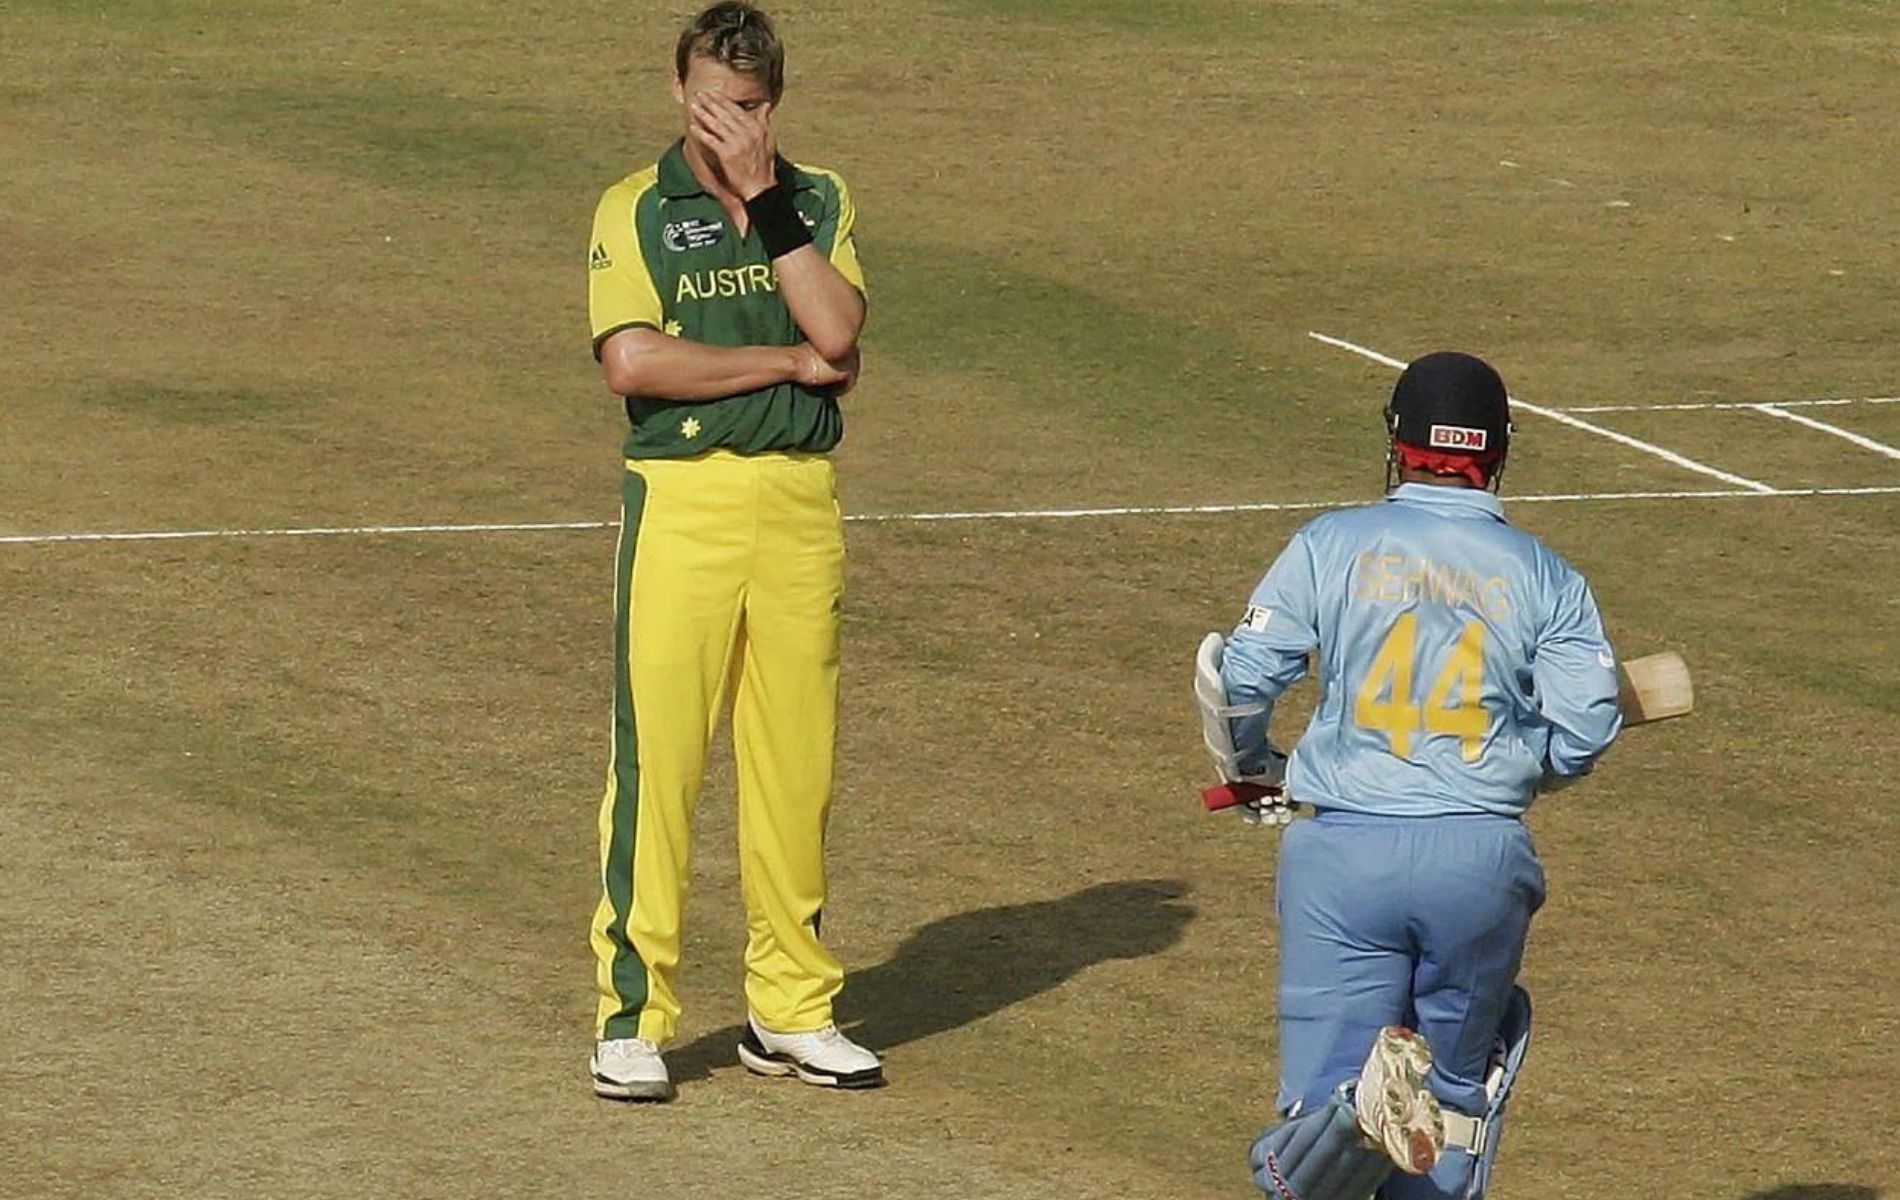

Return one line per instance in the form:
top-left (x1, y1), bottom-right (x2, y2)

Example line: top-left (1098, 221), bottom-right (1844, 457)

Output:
top-left (601, 468), bottom-right (648, 1040)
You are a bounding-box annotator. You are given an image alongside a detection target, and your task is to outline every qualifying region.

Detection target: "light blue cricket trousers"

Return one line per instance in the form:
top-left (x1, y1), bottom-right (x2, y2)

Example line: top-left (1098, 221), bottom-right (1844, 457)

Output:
top-left (1274, 809), bottom-right (1546, 1184)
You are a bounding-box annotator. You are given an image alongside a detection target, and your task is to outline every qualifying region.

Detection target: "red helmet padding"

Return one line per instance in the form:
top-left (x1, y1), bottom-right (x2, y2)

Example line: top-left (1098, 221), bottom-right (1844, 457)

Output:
top-left (1394, 440), bottom-right (1502, 488)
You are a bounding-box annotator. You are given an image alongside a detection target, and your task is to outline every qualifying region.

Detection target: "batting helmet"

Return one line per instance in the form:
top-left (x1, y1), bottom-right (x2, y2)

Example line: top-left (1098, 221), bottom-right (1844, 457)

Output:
top-left (1384, 351), bottom-right (1512, 490)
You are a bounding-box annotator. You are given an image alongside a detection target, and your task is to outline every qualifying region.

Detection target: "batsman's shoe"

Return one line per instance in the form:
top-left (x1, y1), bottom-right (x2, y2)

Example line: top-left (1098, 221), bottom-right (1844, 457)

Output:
top-left (738, 1018), bottom-right (886, 1089)
top-left (591, 1037), bottom-right (675, 1102)
top-left (1353, 1026), bottom-right (1444, 1174)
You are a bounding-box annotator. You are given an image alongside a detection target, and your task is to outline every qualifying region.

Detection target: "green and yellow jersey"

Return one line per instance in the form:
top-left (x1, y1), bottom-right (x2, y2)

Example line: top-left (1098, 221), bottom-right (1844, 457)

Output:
top-left (588, 140), bottom-right (865, 460)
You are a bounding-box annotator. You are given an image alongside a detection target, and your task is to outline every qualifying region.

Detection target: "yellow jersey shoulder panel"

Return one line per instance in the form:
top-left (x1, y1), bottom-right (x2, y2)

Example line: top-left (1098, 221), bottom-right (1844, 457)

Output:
top-left (589, 166), bottom-right (666, 353)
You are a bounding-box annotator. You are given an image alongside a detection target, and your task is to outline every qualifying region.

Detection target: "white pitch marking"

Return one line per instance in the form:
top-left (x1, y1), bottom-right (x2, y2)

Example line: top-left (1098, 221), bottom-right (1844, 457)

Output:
top-left (896, 485), bottom-right (1900, 517)
top-left (847, 499), bottom-right (1343, 523)
top-left (0, 519), bottom-right (617, 546)
top-left (1307, 331), bottom-right (1407, 370)
top-left (1752, 404), bottom-right (1900, 462)
top-left (1307, 331), bottom-right (1778, 493)
top-left (1559, 397), bottom-right (1900, 413)
top-left (5, 487), bottom-right (1900, 547)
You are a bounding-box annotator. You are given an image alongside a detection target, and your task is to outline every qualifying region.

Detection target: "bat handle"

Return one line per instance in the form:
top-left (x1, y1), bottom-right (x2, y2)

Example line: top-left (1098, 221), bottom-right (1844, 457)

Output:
top-left (1202, 781), bottom-right (1279, 812)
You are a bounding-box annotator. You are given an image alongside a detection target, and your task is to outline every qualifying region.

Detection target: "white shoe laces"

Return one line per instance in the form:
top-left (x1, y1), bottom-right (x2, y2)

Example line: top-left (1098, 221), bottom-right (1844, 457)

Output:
top-left (764, 1023), bottom-right (866, 1053)
top-left (604, 1037), bottom-right (659, 1058)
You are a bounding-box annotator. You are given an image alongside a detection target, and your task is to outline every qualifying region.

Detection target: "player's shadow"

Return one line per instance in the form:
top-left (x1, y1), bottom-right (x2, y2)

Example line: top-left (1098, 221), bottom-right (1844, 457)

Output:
top-left (668, 878), bottom-right (1194, 1083)
top-left (1741, 1188), bottom-right (1882, 1200)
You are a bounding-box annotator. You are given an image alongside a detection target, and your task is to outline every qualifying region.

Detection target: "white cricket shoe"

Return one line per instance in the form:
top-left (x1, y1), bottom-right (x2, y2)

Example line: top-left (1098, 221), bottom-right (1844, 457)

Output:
top-left (1353, 1026), bottom-right (1444, 1174)
top-left (591, 1037), bottom-right (675, 1102)
top-left (737, 1018), bottom-right (886, 1089)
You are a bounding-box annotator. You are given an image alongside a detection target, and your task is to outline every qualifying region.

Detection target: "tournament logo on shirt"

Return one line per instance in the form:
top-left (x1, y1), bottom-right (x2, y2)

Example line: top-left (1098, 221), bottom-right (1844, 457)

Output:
top-left (662, 218), bottom-right (725, 252)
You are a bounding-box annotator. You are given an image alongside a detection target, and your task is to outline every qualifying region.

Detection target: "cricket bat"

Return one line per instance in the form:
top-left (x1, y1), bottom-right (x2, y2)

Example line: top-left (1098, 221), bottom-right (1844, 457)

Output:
top-left (1616, 651), bottom-right (1694, 725)
top-left (1201, 651), bottom-right (1694, 811)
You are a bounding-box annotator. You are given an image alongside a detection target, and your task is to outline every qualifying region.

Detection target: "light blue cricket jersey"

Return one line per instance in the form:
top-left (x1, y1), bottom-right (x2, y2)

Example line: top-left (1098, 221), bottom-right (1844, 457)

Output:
top-left (1221, 483), bottom-right (1623, 818)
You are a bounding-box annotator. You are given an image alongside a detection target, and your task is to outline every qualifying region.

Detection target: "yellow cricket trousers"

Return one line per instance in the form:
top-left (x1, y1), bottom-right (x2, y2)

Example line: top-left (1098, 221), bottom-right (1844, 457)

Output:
top-left (589, 450), bottom-right (846, 1045)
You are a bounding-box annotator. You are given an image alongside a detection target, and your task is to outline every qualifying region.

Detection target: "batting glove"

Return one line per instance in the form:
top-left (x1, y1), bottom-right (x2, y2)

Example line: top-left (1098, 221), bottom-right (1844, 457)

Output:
top-left (1238, 792), bottom-right (1300, 828)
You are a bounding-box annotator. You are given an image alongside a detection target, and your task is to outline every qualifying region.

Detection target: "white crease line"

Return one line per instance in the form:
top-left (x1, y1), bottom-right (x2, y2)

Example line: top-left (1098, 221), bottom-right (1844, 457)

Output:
top-left (846, 499), bottom-right (1345, 522)
top-left (1560, 397), bottom-right (1900, 413)
top-left (1308, 331), bottom-right (1778, 493)
top-left (1308, 331), bottom-right (1408, 370)
top-left (1752, 404), bottom-right (1900, 463)
top-left (1519, 407), bottom-right (1774, 493)
top-left (4, 487), bottom-right (1899, 546)
top-left (0, 520), bottom-right (617, 546)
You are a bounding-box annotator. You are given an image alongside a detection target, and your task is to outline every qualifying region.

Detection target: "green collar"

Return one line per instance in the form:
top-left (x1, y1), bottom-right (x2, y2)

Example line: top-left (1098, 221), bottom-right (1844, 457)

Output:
top-left (657, 139), bottom-right (812, 199)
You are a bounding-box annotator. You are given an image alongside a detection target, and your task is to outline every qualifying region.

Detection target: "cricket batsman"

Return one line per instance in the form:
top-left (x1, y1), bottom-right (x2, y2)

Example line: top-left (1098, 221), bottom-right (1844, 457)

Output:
top-left (584, 2), bottom-right (882, 1101)
top-left (1195, 352), bottom-right (1623, 1198)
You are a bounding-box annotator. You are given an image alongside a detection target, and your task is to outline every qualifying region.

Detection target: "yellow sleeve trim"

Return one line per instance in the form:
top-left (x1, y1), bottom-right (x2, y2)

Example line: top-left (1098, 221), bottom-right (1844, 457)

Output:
top-left (589, 168), bottom-right (664, 343)
top-left (797, 164), bottom-right (866, 296)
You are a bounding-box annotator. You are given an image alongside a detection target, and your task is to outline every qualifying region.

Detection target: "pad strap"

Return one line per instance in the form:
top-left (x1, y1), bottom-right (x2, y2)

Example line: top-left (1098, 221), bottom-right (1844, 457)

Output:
top-left (1441, 1112), bottom-right (1485, 1156)
top-left (1196, 631), bottom-right (1280, 783)
top-left (1210, 699), bottom-right (1267, 719)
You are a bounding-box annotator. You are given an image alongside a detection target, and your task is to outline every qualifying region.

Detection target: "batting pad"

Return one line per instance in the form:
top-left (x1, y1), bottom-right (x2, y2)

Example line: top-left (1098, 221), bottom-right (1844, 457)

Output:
top-left (1249, 1095), bottom-right (1392, 1200)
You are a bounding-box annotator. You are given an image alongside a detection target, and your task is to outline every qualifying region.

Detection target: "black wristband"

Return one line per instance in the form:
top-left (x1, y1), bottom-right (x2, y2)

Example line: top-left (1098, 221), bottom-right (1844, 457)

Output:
top-left (745, 184), bottom-right (813, 260)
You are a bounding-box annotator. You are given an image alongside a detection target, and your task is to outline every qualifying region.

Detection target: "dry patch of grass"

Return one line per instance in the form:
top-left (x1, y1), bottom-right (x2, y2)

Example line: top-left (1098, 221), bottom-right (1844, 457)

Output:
top-left (3, 2), bottom-right (1896, 1198)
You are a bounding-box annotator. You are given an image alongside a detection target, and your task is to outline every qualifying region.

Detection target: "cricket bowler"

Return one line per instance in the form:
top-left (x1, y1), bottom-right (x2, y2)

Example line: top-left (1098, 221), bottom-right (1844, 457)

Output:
top-left (1195, 352), bottom-right (1623, 1198)
top-left (584, 1), bottom-right (881, 1102)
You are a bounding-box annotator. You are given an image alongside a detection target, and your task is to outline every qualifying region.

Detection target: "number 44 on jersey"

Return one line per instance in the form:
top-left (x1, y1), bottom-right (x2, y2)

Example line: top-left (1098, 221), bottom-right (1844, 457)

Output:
top-left (1353, 615), bottom-right (1489, 762)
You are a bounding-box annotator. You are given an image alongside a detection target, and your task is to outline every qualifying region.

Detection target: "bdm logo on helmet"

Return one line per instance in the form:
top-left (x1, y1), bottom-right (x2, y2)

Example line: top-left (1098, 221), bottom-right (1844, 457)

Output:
top-left (1428, 425), bottom-right (1489, 451)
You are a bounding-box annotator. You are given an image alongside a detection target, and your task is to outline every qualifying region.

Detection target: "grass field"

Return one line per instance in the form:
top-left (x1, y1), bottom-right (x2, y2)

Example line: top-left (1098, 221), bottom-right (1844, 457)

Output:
top-left (3, 2), bottom-right (1896, 1198)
